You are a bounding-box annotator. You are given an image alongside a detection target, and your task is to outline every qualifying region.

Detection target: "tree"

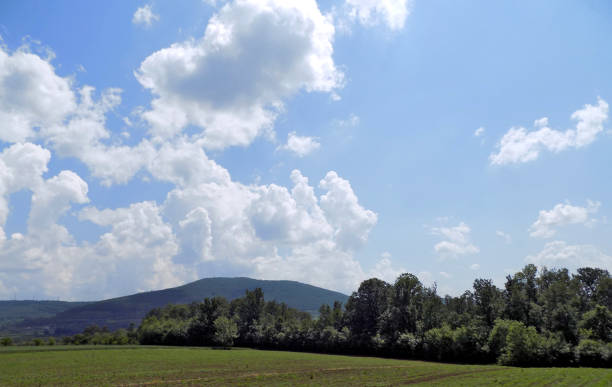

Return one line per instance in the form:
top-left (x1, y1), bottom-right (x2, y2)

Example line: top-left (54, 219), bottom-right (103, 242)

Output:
top-left (384, 274), bottom-right (423, 338)
top-left (473, 279), bottom-right (503, 327)
top-left (498, 321), bottom-right (544, 366)
top-left (579, 305), bottom-right (612, 342)
top-left (188, 297), bottom-right (229, 345)
top-left (0, 337), bottom-right (12, 346)
top-left (574, 268), bottom-right (610, 307)
top-left (236, 288), bottom-right (265, 336)
top-left (213, 316), bottom-right (238, 347)
top-left (345, 278), bottom-right (391, 342)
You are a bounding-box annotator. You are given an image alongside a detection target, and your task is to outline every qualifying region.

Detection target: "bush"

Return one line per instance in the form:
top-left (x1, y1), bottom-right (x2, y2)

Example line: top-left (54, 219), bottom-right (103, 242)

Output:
top-left (0, 337), bottom-right (12, 346)
top-left (579, 305), bottom-right (612, 342)
top-left (424, 325), bottom-right (454, 361)
top-left (213, 316), bottom-right (238, 347)
top-left (487, 319), bottom-right (514, 359)
top-left (575, 339), bottom-right (611, 367)
top-left (497, 322), bottom-right (544, 366)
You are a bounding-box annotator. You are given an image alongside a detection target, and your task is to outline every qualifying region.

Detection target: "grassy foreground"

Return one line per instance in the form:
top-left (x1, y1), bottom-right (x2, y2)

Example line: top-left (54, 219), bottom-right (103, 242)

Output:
top-left (1, 346), bottom-right (610, 386)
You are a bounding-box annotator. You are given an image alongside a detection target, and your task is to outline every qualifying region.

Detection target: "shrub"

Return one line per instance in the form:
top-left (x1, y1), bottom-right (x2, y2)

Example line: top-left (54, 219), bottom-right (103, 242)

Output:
top-left (575, 339), bottom-right (611, 367)
top-left (0, 337), bottom-right (12, 346)
top-left (423, 325), bottom-right (454, 361)
top-left (213, 316), bottom-right (238, 347)
top-left (498, 322), bottom-right (544, 366)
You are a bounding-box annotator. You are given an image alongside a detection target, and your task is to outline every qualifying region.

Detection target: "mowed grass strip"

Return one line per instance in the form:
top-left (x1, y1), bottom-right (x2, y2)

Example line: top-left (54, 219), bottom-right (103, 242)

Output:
top-left (0, 346), bottom-right (610, 386)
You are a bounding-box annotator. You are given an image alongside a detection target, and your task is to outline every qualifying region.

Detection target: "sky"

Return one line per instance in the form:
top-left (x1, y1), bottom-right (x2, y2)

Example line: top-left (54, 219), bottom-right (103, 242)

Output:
top-left (0, 0), bottom-right (611, 301)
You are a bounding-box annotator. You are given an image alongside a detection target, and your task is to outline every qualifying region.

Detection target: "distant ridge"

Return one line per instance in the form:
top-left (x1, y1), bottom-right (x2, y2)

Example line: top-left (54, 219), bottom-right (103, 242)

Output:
top-left (13, 277), bottom-right (349, 336)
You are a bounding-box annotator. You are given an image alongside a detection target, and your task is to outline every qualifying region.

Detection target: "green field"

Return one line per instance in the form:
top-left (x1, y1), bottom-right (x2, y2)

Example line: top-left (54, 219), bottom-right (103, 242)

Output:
top-left (0, 346), bottom-right (610, 386)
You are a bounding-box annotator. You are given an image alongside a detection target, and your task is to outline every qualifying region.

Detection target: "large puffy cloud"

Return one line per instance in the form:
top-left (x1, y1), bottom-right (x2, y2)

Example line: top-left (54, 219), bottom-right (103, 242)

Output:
top-left (430, 221), bottom-right (479, 258)
top-left (0, 0), bottom-right (389, 298)
top-left (490, 99), bottom-right (609, 165)
top-left (0, 46), bottom-right (76, 143)
top-left (161, 165), bottom-right (381, 292)
top-left (136, 0), bottom-right (343, 148)
top-left (41, 86), bottom-right (156, 185)
top-left (0, 44), bottom-right (154, 186)
top-left (529, 200), bottom-right (600, 238)
top-left (526, 241), bottom-right (612, 271)
top-left (0, 143), bottom-right (51, 241)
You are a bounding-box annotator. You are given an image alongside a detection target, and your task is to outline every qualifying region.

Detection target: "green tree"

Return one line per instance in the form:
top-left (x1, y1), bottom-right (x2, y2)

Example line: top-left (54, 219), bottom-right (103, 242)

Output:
top-left (498, 321), bottom-right (544, 366)
top-left (579, 305), bottom-right (612, 342)
top-left (344, 278), bottom-right (391, 342)
top-left (213, 316), bottom-right (239, 347)
top-left (0, 337), bottom-right (12, 346)
top-left (473, 278), bottom-right (503, 327)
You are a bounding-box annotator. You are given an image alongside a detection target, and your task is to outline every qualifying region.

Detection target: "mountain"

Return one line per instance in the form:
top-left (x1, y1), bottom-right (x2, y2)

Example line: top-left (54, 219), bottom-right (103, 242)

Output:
top-left (0, 300), bottom-right (91, 328)
top-left (14, 277), bottom-right (349, 336)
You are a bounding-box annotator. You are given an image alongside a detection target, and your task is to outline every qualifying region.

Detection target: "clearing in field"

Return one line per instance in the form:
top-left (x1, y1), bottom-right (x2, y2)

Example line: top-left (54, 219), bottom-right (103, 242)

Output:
top-left (1, 346), bottom-right (611, 386)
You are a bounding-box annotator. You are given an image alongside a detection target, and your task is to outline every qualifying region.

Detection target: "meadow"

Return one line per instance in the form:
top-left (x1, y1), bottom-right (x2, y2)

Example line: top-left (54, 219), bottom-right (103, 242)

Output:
top-left (0, 346), bottom-right (610, 386)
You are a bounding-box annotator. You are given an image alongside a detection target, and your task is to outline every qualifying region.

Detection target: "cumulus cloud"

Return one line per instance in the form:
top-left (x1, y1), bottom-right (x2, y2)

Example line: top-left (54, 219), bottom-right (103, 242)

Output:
top-left (526, 241), bottom-right (612, 271)
top-left (136, 0), bottom-right (343, 149)
top-left (0, 2), bottom-right (384, 298)
top-left (367, 252), bottom-right (406, 284)
top-left (278, 132), bottom-right (320, 157)
top-left (490, 99), bottom-right (609, 165)
top-left (133, 5), bottom-right (159, 27)
top-left (529, 200), bottom-right (600, 238)
top-left (342, 0), bottom-right (412, 30)
top-left (0, 46), bottom-right (75, 143)
top-left (474, 127), bottom-right (485, 137)
top-left (430, 221), bottom-right (479, 258)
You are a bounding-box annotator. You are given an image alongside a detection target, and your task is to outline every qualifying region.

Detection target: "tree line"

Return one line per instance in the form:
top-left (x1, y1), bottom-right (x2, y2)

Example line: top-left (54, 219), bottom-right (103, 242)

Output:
top-left (38, 265), bottom-right (611, 367)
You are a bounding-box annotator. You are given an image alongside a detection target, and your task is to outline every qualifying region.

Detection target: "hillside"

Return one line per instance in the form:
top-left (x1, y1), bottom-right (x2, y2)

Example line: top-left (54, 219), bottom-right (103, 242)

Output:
top-left (16, 277), bottom-right (348, 336)
top-left (0, 301), bottom-right (91, 328)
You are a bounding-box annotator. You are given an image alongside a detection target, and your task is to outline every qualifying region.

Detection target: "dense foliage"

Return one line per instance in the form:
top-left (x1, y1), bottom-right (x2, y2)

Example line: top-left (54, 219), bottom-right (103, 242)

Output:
top-left (136, 265), bottom-right (611, 367)
top-left (61, 325), bottom-right (138, 345)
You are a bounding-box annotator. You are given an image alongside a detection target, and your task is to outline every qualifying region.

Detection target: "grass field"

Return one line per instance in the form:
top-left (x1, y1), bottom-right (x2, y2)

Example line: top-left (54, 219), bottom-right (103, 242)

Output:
top-left (1, 346), bottom-right (610, 386)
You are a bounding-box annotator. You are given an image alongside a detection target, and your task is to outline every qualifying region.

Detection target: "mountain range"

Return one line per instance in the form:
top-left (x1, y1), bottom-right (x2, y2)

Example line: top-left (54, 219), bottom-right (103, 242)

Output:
top-left (1, 277), bottom-right (349, 338)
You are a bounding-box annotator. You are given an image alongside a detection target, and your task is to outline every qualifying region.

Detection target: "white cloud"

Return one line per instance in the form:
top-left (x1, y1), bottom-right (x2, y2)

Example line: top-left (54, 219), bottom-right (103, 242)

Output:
top-left (470, 263), bottom-right (480, 270)
top-left (526, 241), bottom-right (612, 271)
top-left (529, 200), bottom-right (600, 238)
top-left (0, 143), bottom-right (51, 241)
top-left (496, 230), bottom-right (512, 244)
top-left (279, 132), bottom-right (320, 157)
top-left (0, 6), bottom-right (384, 298)
top-left (319, 171), bottom-right (378, 251)
top-left (439, 271), bottom-right (451, 278)
top-left (534, 117), bottom-right (548, 127)
top-left (133, 5), bottom-right (159, 27)
top-left (0, 46), bottom-right (75, 143)
top-left (136, 0), bottom-right (343, 149)
top-left (474, 127), bottom-right (485, 137)
top-left (343, 0), bottom-right (412, 30)
top-left (430, 221), bottom-right (479, 258)
top-left (490, 99), bottom-right (609, 165)
top-left (367, 252), bottom-right (405, 284)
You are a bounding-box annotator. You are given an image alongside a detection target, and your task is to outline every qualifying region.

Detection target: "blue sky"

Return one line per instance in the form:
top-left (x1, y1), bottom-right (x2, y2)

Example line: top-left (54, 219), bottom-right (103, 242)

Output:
top-left (0, 0), bottom-right (611, 300)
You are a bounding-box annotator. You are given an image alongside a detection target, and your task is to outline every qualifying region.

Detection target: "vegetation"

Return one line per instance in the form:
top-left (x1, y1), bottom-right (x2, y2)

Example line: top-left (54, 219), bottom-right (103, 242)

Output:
top-left (1, 345), bottom-right (610, 386)
top-left (133, 265), bottom-right (611, 367)
top-left (9, 277), bottom-right (347, 337)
